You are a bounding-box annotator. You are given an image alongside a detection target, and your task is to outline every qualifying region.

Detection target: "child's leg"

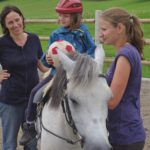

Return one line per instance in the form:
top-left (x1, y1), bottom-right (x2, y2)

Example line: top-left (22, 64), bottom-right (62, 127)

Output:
top-left (19, 73), bottom-right (53, 146)
top-left (26, 73), bottom-right (53, 122)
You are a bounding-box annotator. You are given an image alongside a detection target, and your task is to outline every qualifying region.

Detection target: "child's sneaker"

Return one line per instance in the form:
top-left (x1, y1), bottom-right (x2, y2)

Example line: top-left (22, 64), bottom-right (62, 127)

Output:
top-left (19, 122), bottom-right (37, 145)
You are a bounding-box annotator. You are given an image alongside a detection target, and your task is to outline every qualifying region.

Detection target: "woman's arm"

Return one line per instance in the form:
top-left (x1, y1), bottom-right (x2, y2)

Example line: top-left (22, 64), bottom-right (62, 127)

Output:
top-left (0, 70), bottom-right (10, 83)
top-left (108, 56), bottom-right (131, 110)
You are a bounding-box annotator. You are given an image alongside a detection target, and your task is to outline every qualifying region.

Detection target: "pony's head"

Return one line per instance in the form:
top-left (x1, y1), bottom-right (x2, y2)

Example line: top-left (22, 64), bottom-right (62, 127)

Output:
top-left (56, 44), bottom-right (112, 150)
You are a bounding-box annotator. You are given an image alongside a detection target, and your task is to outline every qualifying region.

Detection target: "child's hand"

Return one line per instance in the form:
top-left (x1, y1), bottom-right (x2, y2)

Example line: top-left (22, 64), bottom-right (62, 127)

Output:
top-left (46, 54), bottom-right (54, 65)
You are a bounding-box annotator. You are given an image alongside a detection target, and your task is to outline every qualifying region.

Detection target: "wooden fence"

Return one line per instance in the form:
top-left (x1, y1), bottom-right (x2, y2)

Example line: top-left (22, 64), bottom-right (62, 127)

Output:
top-left (24, 10), bottom-right (150, 46)
top-left (1, 10), bottom-right (150, 65)
top-left (23, 10), bottom-right (150, 66)
top-left (25, 18), bottom-right (150, 45)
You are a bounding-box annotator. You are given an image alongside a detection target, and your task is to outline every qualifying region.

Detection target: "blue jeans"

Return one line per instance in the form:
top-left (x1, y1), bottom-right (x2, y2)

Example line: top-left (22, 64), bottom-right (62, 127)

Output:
top-left (0, 102), bottom-right (37, 150)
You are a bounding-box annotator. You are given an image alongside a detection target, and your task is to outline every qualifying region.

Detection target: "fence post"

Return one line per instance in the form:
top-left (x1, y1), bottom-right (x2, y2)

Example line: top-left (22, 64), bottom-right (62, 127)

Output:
top-left (95, 10), bottom-right (102, 45)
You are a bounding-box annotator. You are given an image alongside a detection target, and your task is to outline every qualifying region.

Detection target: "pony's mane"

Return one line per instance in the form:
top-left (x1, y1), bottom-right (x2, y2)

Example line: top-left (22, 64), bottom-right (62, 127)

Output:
top-left (70, 53), bottom-right (98, 87)
top-left (43, 52), bottom-right (98, 108)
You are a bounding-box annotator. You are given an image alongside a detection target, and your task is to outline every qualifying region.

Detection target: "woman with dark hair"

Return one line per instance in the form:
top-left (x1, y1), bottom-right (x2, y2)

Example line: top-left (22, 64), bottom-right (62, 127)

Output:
top-left (0, 5), bottom-right (48, 150)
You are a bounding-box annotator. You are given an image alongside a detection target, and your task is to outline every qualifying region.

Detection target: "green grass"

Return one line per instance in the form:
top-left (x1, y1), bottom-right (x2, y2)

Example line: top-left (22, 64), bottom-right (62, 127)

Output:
top-left (0, 0), bottom-right (150, 77)
top-left (1, 0), bottom-right (150, 18)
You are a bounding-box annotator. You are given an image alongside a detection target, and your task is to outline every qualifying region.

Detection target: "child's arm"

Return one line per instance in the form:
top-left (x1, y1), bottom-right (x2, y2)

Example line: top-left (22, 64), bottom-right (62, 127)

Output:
top-left (80, 24), bottom-right (96, 57)
top-left (37, 60), bottom-right (49, 73)
top-left (85, 30), bottom-right (96, 57)
top-left (41, 33), bottom-right (57, 67)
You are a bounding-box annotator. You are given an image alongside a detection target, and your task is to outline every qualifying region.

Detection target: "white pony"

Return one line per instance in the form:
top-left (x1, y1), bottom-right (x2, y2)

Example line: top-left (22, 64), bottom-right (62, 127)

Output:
top-left (39, 45), bottom-right (112, 150)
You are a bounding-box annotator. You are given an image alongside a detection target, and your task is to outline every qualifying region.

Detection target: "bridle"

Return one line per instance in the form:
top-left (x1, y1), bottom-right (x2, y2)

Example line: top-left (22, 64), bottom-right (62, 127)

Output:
top-left (61, 95), bottom-right (78, 134)
top-left (37, 93), bottom-right (84, 147)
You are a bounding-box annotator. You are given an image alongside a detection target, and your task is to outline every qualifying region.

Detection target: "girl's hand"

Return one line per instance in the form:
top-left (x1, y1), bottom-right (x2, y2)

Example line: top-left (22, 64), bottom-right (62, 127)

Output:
top-left (46, 54), bottom-right (54, 65)
top-left (0, 70), bottom-right (10, 83)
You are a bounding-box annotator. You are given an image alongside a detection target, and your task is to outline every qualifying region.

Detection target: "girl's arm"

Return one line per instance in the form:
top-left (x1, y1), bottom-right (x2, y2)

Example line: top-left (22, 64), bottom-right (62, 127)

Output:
top-left (85, 29), bottom-right (96, 57)
top-left (37, 60), bottom-right (49, 73)
top-left (108, 56), bottom-right (131, 110)
top-left (81, 24), bottom-right (96, 57)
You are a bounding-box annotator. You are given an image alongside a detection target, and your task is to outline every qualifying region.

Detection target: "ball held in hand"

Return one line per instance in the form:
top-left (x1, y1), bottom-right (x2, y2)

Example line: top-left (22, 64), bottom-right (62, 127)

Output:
top-left (47, 40), bottom-right (75, 67)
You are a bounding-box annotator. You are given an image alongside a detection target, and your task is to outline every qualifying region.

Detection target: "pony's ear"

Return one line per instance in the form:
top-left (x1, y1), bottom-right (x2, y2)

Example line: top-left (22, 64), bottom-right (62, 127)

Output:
top-left (57, 48), bottom-right (75, 76)
top-left (94, 44), bottom-right (105, 73)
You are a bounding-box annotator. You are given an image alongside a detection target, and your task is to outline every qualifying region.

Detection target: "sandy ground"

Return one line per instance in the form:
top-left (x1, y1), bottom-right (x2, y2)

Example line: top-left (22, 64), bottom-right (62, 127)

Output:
top-left (0, 78), bottom-right (150, 150)
top-left (140, 78), bottom-right (150, 150)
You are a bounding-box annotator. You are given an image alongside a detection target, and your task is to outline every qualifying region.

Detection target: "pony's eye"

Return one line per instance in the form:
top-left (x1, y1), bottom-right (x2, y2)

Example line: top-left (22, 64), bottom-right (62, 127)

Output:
top-left (69, 98), bottom-right (78, 105)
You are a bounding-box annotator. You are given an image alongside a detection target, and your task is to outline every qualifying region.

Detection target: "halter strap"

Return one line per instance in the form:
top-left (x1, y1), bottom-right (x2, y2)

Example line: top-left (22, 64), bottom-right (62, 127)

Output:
top-left (40, 116), bottom-right (83, 145)
top-left (37, 98), bottom-right (84, 146)
top-left (61, 95), bottom-right (77, 134)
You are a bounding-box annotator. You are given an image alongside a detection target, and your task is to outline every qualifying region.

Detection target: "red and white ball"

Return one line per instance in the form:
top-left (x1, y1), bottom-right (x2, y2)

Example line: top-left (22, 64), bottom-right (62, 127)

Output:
top-left (47, 40), bottom-right (75, 67)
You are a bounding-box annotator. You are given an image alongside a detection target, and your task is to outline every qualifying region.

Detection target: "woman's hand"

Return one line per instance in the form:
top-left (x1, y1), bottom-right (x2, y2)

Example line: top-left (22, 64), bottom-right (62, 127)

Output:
top-left (0, 70), bottom-right (10, 83)
top-left (46, 54), bottom-right (54, 65)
